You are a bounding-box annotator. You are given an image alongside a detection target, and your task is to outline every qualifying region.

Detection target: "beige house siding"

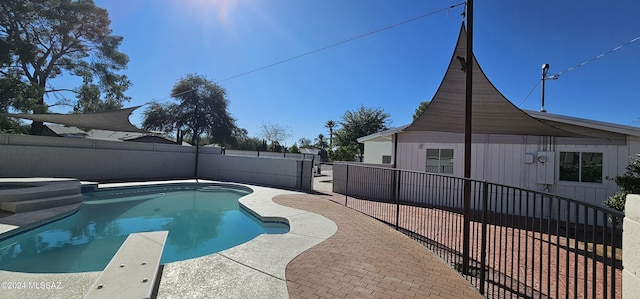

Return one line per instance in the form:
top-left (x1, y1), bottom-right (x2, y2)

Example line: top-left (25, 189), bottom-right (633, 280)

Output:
top-left (395, 131), bottom-right (639, 207)
top-left (361, 137), bottom-right (393, 164)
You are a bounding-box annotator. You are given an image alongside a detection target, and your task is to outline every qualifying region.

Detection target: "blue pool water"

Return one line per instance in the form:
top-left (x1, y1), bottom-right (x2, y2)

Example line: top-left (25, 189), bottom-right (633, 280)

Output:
top-left (0, 184), bottom-right (289, 273)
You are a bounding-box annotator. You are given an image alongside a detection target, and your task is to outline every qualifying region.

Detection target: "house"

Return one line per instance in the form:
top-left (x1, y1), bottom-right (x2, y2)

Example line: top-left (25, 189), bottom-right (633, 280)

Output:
top-left (41, 124), bottom-right (88, 138)
top-left (44, 124), bottom-right (180, 145)
top-left (357, 125), bottom-right (407, 164)
top-left (359, 25), bottom-right (640, 207)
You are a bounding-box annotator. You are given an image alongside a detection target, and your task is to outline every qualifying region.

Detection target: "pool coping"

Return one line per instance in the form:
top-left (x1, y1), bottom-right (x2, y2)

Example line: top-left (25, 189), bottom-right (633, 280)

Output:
top-left (0, 179), bottom-right (338, 299)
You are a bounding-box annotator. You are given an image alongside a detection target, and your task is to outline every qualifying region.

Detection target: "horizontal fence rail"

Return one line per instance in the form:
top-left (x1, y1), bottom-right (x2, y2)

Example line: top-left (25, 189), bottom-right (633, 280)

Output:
top-left (223, 149), bottom-right (319, 160)
top-left (331, 163), bottom-right (624, 299)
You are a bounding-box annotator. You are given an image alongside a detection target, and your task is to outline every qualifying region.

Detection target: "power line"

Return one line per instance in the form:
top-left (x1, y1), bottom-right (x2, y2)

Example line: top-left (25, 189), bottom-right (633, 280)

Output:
top-left (517, 80), bottom-right (540, 107)
top-left (149, 3), bottom-right (465, 104)
top-left (215, 2), bottom-right (466, 84)
top-left (518, 34), bottom-right (640, 107)
top-left (552, 35), bottom-right (640, 78)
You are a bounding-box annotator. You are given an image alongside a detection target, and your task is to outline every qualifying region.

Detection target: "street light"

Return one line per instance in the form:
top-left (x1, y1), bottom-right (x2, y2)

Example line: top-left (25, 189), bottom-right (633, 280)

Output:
top-left (540, 63), bottom-right (558, 113)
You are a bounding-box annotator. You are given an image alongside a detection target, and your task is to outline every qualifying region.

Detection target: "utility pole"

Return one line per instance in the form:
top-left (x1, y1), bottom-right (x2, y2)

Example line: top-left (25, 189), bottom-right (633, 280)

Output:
top-left (462, 0), bottom-right (473, 276)
top-left (540, 63), bottom-right (558, 112)
top-left (541, 64), bottom-right (550, 112)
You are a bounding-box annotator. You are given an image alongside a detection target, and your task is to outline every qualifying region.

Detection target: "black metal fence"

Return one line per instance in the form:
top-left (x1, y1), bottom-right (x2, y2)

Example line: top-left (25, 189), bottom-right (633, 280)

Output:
top-left (331, 163), bottom-right (624, 299)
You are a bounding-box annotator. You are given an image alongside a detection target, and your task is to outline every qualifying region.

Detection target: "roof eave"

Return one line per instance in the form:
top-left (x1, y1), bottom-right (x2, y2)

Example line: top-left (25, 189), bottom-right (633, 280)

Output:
top-left (526, 110), bottom-right (640, 137)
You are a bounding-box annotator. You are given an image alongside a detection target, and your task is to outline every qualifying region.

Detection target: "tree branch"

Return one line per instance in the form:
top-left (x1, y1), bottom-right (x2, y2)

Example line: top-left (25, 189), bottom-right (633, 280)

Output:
top-left (45, 88), bottom-right (77, 93)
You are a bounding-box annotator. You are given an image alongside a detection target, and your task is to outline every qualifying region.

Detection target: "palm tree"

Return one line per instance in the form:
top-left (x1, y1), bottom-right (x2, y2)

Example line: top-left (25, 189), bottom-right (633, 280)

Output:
top-left (315, 133), bottom-right (328, 149)
top-left (324, 120), bottom-right (337, 150)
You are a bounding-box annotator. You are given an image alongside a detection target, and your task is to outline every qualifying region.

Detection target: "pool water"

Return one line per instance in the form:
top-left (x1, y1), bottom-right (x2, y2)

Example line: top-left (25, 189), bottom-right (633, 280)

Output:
top-left (0, 184), bottom-right (289, 273)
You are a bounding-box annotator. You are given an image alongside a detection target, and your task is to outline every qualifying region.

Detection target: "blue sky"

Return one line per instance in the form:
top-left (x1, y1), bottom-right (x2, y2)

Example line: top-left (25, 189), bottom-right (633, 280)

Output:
top-left (50, 0), bottom-right (640, 145)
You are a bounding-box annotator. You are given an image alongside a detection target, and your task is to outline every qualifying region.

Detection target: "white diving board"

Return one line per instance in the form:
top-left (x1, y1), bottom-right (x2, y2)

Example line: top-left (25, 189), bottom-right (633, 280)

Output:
top-left (85, 231), bottom-right (168, 299)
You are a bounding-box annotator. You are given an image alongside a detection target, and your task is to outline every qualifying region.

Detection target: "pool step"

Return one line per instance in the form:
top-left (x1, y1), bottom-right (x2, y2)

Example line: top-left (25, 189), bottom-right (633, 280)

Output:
top-left (85, 231), bottom-right (168, 299)
top-left (0, 178), bottom-right (83, 213)
top-left (0, 179), bottom-right (81, 202)
top-left (1, 193), bottom-right (83, 213)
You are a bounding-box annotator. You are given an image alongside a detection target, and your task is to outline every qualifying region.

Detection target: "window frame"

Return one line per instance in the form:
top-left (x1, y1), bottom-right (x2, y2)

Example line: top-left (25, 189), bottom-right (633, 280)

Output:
top-left (558, 151), bottom-right (603, 184)
top-left (425, 148), bottom-right (454, 174)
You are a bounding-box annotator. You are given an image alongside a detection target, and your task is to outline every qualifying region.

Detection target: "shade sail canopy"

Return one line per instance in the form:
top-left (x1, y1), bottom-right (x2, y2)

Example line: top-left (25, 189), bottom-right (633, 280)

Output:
top-left (405, 24), bottom-right (579, 137)
top-left (2, 106), bottom-right (147, 133)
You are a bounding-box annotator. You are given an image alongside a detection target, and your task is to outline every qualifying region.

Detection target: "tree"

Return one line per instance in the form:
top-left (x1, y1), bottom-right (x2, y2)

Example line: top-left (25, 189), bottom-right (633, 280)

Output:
top-left (259, 122), bottom-right (292, 146)
top-left (142, 74), bottom-right (235, 145)
top-left (604, 154), bottom-right (640, 211)
top-left (0, 0), bottom-right (131, 134)
top-left (413, 101), bottom-right (430, 121)
top-left (324, 120), bottom-right (337, 150)
top-left (315, 133), bottom-right (328, 149)
top-left (0, 75), bottom-right (40, 133)
top-left (298, 137), bottom-right (312, 148)
top-left (269, 140), bottom-right (284, 153)
top-left (288, 143), bottom-right (300, 153)
top-left (142, 101), bottom-right (182, 141)
top-left (334, 105), bottom-right (390, 158)
top-left (226, 127), bottom-right (264, 150)
top-left (332, 144), bottom-right (358, 162)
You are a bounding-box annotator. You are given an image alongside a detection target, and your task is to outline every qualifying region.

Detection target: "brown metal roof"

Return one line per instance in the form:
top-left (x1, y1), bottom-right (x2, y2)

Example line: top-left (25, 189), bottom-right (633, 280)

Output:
top-left (405, 24), bottom-right (580, 137)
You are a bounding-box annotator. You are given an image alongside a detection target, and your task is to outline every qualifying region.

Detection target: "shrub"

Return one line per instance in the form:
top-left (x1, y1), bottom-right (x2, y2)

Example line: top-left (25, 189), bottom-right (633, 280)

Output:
top-left (332, 144), bottom-right (359, 162)
top-left (604, 154), bottom-right (640, 211)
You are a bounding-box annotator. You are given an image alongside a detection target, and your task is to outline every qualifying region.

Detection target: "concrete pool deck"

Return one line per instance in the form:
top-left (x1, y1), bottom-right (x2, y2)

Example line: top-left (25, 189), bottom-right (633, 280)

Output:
top-left (0, 179), bottom-right (481, 298)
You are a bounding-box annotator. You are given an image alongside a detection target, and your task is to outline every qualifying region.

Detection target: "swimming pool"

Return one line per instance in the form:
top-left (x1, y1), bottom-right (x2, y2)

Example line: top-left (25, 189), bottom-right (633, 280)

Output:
top-left (0, 183), bottom-right (289, 273)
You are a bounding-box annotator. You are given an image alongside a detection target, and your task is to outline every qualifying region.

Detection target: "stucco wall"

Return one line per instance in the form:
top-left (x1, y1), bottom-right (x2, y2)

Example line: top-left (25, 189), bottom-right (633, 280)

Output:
top-left (198, 154), bottom-right (313, 191)
top-left (0, 134), bottom-right (312, 191)
top-left (624, 194), bottom-right (640, 299)
top-left (0, 134), bottom-right (195, 180)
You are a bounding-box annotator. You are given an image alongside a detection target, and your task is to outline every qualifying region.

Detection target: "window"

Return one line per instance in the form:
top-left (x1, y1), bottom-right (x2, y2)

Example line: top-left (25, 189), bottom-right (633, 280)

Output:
top-left (382, 155), bottom-right (392, 164)
top-left (559, 152), bottom-right (603, 183)
top-left (426, 149), bottom-right (454, 174)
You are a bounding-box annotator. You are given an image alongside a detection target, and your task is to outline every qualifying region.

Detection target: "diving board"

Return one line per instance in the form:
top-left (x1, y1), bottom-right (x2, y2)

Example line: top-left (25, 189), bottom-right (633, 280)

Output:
top-left (85, 231), bottom-right (168, 299)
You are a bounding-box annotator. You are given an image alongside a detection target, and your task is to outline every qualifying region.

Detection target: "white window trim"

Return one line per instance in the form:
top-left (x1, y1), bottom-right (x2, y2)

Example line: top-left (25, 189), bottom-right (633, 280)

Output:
top-left (557, 150), bottom-right (604, 185)
top-left (425, 148), bottom-right (454, 174)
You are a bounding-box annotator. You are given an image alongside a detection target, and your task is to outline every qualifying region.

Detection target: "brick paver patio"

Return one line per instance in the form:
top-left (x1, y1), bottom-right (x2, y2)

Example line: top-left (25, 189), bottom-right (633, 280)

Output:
top-left (273, 193), bottom-right (483, 299)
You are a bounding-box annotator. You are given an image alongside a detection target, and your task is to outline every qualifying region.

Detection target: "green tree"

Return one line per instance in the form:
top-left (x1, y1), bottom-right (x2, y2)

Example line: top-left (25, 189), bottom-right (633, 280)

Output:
top-left (269, 140), bottom-right (284, 153)
top-left (142, 101), bottom-right (182, 142)
top-left (324, 120), bottom-right (337, 150)
top-left (298, 137), bottom-right (312, 148)
top-left (604, 154), bottom-right (640, 211)
top-left (142, 74), bottom-right (235, 146)
top-left (288, 143), bottom-right (300, 153)
top-left (315, 133), bottom-right (328, 149)
top-left (0, 74), bottom-right (40, 133)
top-left (332, 144), bottom-right (358, 162)
top-left (0, 0), bottom-right (131, 134)
top-left (334, 105), bottom-right (390, 159)
top-left (226, 127), bottom-right (264, 150)
top-left (413, 101), bottom-right (430, 121)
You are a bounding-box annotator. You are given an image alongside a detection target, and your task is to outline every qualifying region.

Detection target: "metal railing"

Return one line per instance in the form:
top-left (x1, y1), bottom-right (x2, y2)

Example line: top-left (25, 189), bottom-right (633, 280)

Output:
top-left (331, 163), bottom-right (624, 299)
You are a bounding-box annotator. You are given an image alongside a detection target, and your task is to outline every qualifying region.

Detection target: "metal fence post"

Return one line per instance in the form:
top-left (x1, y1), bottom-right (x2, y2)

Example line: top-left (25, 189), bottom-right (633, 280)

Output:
top-left (463, 179), bottom-right (471, 275)
top-left (394, 168), bottom-right (400, 229)
top-left (479, 181), bottom-right (489, 295)
top-left (345, 164), bottom-right (349, 207)
top-left (299, 159), bottom-right (304, 191)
